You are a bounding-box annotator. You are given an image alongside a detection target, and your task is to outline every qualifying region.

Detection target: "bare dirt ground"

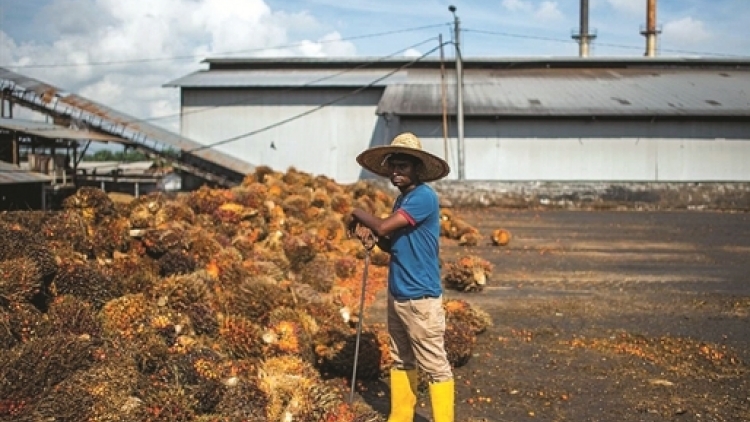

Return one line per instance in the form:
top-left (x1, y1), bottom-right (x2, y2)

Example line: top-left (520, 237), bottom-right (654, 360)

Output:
top-left (360, 209), bottom-right (750, 422)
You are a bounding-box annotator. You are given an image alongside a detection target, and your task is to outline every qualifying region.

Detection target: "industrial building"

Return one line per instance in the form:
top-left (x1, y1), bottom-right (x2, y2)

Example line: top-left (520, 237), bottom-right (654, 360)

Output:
top-left (0, 67), bottom-right (257, 210)
top-left (166, 56), bottom-right (750, 184)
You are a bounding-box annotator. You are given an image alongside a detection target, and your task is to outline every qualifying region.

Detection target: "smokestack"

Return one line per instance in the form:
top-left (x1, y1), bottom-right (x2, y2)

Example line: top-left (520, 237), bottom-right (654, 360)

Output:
top-left (640, 0), bottom-right (660, 57)
top-left (572, 0), bottom-right (596, 57)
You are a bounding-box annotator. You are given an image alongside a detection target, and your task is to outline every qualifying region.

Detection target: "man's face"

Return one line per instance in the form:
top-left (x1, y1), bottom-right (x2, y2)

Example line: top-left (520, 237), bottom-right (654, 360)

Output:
top-left (387, 157), bottom-right (418, 188)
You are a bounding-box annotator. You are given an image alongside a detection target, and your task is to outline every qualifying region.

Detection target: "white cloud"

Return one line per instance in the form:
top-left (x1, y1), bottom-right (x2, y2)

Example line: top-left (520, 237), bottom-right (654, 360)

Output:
top-left (535, 1), bottom-right (563, 22)
top-left (607, 0), bottom-right (643, 15)
top-left (501, 0), bottom-right (563, 22)
top-left (402, 48), bottom-right (422, 57)
top-left (502, 0), bottom-right (533, 13)
top-left (0, 0), bottom-right (358, 132)
top-left (662, 16), bottom-right (712, 45)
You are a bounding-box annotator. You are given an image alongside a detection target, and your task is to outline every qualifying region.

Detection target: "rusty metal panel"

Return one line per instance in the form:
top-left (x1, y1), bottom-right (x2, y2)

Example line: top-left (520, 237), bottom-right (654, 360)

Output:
top-left (377, 70), bottom-right (750, 117)
top-left (0, 161), bottom-right (51, 185)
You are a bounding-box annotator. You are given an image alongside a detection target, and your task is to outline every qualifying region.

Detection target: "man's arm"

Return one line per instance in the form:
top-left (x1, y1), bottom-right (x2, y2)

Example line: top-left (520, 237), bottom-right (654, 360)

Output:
top-left (351, 208), bottom-right (410, 238)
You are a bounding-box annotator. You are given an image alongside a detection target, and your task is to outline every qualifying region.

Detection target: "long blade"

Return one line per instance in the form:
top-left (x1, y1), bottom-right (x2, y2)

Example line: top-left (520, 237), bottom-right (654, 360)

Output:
top-left (348, 249), bottom-right (371, 404)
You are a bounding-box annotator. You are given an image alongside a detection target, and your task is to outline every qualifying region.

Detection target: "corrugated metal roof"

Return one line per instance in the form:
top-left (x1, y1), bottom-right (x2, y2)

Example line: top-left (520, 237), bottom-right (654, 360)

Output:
top-left (377, 69), bottom-right (750, 117)
top-left (0, 118), bottom-right (126, 142)
top-left (202, 56), bottom-right (750, 71)
top-left (164, 69), bottom-right (409, 88)
top-left (0, 67), bottom-right (254, 180)
top-left (0, 161), bottom-right (51, 185)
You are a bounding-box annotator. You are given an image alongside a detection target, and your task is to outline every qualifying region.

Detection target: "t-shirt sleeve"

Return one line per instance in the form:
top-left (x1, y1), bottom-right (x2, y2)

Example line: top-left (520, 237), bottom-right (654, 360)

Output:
top-left (397, 187), bottom-right (435, 226)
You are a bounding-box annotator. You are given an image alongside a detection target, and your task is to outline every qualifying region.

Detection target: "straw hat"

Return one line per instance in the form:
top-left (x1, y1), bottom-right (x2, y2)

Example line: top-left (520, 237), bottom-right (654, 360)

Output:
top-left (356, 132), bottom-right (450, 182)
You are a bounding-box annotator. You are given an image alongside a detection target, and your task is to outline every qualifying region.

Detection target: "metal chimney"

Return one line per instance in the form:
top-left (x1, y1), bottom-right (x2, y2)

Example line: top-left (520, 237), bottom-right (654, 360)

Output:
top-left (640, 0), bottom-right (660, 57)
top-left (572, 0), bottom-right (596, 57)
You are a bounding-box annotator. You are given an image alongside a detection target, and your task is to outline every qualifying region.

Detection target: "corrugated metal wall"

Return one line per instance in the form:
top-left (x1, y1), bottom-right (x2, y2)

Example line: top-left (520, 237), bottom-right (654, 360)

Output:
top-left (180, 89), bottom-right (750, 183)
top-left (402, 119), bottom-right (750, 181)
top-left (181, 88), bottom-right (387, 183)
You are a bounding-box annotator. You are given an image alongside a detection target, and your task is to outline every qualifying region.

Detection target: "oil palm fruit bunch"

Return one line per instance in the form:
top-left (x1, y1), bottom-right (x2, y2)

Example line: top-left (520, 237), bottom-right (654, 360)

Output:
top-left (457, 229), bottom-right (483, 247)
top-left (281, 193), bottom-right (312, 222)
top-left (99, 293), bottom-right (154, 341)
top-left (0, 222), bottom-right (58, 283)
top-left (46, 294), bottom-right (102, 338)
top-left (101, 252), bottom-right (160, 295)
top-left (231, 181), bottom-right (269, 209)
top-left (313, 328), bottom-right (384, 380)
top-left (260, 355), bottom-right (341, 422)
top-left (297, 254), bottom-right (336, 293)
top-left (62, 186), bottom-right (116, 225)
top-left (90, 215), bottom-right (131, 259)
top-left (444, 319), bottom-right (476, 368)
top-left (217, 314), bottom-right (264, 360)
top-left (53, 260), bottom-right (123, 309)
top-left (157, 249), bottom-right (196, 277)
top-left (282, 231), bottom-right (317, 271)
top-left (40, 209), bottom-right (92, 255)
top-left (0, 257), bottom-right (43, 303)
top-left (30, 358), bottom-right (140, 422)
top-left (141, 221), bottom-right (190, 258)
top-left (133, 384), bottom-right (197, 422)
top-left (185, 302), bottom-right (219, 337)
top-left (0, 334), bottom-right (105, 403)
top-left (262, 319), bottom-right (313, 362)
top-left (213, 373), bottom-right (269, 420)
top-left (224, 277), bottom-right (296, 323)
top-left (443, 298), bottom-right (493, 335)
top-left (184, 184), bottom-right (233, 216)
top-left (442, 255), bottom-right (494, 292)
top-left (0, 301), bottom-right (49, 349)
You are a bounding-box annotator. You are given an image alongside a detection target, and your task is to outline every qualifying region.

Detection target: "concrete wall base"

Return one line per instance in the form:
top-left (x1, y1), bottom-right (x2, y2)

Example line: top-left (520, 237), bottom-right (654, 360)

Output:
top-left (367, 180), bottom-right (750, 211)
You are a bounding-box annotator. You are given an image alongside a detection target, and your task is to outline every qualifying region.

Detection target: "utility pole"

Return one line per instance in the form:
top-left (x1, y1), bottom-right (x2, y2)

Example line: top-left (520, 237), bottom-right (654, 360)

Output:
top-left (449, 5), bottom-right (465, 180)
top-left (439, 34), bottom-right (449, 163)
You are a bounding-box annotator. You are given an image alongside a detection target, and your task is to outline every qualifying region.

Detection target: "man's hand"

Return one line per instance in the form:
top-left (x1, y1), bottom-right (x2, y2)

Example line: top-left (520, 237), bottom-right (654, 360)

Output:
top-left (348, 222), bottom-right (377, 250)
top-left (357, 225), bottom-right (377, 250)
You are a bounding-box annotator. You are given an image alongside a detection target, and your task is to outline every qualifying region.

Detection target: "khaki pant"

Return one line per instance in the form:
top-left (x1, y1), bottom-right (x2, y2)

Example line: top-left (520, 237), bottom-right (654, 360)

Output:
top-left (387, 293), bottom-right (453, 383)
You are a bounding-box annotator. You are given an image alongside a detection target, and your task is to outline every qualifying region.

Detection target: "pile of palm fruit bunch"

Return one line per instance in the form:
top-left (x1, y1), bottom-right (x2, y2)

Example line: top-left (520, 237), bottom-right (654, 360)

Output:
top-left (442, 255), bottom-right (494, 292)
top-left (0, 165), bottom-right (492, 421)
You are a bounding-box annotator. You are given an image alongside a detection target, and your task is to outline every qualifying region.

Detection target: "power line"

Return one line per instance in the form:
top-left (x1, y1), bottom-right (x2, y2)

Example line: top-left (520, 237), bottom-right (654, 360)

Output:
top-left (464, 28), bottom-right (749, 58)
top-left (1, 39), bottom-right (446, 173)
top-left (1, 23), bottom-right (449, 69)
top-left (140, 36), bottom-right (439, 123)
top-left (187, 41), bottom-right (445, 153)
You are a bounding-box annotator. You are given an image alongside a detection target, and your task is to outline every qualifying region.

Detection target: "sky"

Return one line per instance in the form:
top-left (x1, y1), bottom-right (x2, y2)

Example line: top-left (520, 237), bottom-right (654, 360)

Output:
top-left (0, 0), bottom-right (748, 134)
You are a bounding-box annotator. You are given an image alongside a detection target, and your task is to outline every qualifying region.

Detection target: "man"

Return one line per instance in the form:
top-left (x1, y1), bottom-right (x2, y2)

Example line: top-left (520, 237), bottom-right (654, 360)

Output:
top-left (349, 132), bottom-right (453, 422)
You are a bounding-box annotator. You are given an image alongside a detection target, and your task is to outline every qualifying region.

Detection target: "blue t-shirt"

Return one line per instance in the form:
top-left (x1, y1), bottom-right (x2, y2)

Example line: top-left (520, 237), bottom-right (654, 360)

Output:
top-left (388, 183), bottom-right (443, 300)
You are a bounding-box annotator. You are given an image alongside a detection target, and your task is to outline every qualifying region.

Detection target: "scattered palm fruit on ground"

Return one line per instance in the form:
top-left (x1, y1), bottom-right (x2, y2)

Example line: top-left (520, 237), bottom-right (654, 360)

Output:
top-left (0, 165), bottom-right (492, 421)
top-left (442, 255), bottom-right (494, 292)
top-left (439, 207), bottom-right (483, 245)
top-left (490, 228), bottom-right (512, 246)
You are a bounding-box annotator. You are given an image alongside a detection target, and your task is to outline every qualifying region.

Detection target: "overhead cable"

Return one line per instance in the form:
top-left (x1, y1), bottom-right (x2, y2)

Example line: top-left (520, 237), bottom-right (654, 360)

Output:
top-left (187, 42), bottom-right (445, 153)
top-left (2, 23), bottom-right (449, 69)
top-left (463, 28), bottom-right (748, 58)
top-left (141, 36), bottom-right (439, 123)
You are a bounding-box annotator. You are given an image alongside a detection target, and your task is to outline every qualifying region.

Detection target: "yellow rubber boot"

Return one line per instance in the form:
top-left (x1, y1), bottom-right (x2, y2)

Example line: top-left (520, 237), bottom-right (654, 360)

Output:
top-left (429, 379), bottom-right (454, 422)
top-left (387, 368), bottom-right (418, 422)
